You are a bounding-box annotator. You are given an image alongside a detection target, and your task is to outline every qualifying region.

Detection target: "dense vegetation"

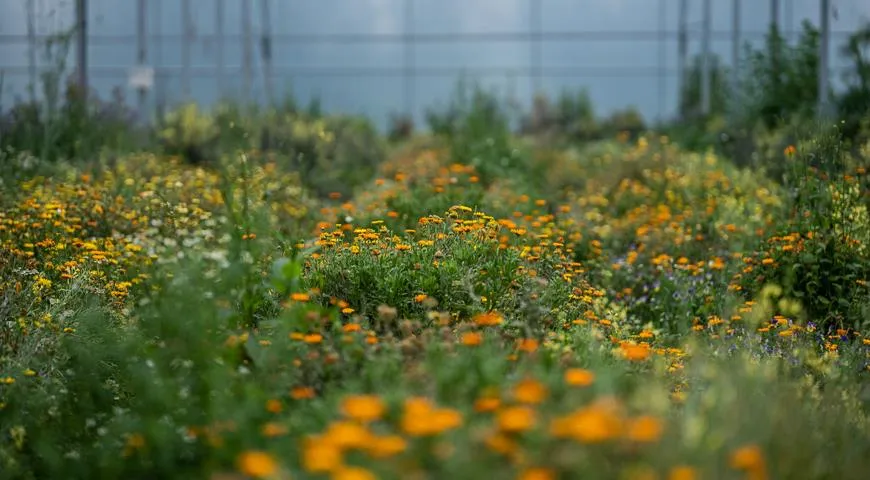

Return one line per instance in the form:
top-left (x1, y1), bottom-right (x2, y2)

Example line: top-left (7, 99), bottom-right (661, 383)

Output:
top-left (1, 22), bottom-right (870, 480)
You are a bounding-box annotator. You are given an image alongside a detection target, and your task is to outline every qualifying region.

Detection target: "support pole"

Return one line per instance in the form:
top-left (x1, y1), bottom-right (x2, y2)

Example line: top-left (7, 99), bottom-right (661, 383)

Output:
top-left (181, 0), bottom-right (191, 99)
top-left (242, 0), bottom-right (253, 102)
top-left (530, 0), bottom-right (542, 98)
top-left (770, 0), bottom-right (780, 32)
top-left (26, 0), bottom-right (37, 104)
top-left (657, 0), bottom-right (666, 122)
top-left (75, 0), bottom-right (87, 100)
top-left (216, 0), bottom-right (225, 98)
top-left (677, 0), bottom-right (688, 119)
top-left (137, 0), bottom-right (148, 114)
top-left (731, 0), bottom-right (741, 121)
top-left (818, 0), bottom-right (830, 118)
top-left (701, 0), bottom-right (711, 116)
top-left (259, 0), bottom-right (274, 105)
top-left (404, 0), bottom-right (415, 119)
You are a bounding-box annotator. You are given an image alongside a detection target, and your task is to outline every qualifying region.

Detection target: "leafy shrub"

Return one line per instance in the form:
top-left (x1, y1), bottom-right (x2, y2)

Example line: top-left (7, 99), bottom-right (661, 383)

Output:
top-left (0, 80), bottom-right (139, 163)
top-left (736, 125), bottom-right (870, 330)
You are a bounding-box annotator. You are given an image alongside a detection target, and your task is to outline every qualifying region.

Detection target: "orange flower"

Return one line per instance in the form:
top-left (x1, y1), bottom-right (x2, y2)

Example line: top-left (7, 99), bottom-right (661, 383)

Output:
top-left (564, 368), bottom-right (595, 387)
top-left (518, 467), bottom-right (556, 480)
top-left (473, 311), bottom-right (504, 326)
top-left (333, 466), bottom-right (377, 480)
top-left (401, 397), bottom-right (463, 436)
top-left (513, 378), bottom-right (548, 404)
top-left (366, 434), bottom-right (407, 458)
top-left (730, 444), bottom-right (767, 480)
top-left (261, 422), bottom-right (288, 437)
top-left (620, 342), bottom-right (651, 361)
top-left (237, 450), bottom-right (278, 478)
top-left (302, 437), bottom-right (343, 473)
top-left (291, 386), bottom-right (316, 399)
top-left (303, 333), bottom-right (323, 344)
top-left (341, 394), bottom-right (386, 423)
top-left (462, 331), bottom-right (483, 346)
top-left (668, 465), bottom-right (698, 480)
top-left (290, 292), bottom-right (310, 302)
top-left (497, 406), bottom-right (537, 433)
top-left (266, 399), bottom-right (283, 414)
top-left (322, 421), bottom-right (372, 450)
top-left (625, 415), bottom-right (664, 443)
top-left (474, 395), bottom-right (501, 413)
top-left (517, 338), bottom-right (539, 353)
top-left (550, 401), bottom-right (623, 443)
top-left (414, 294), bottom-right (429, 303)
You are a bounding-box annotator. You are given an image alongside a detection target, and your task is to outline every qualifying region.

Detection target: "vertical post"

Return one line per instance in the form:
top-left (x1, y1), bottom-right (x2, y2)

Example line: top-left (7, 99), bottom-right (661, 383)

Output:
top-left (26, 0), bottom-right (37, 104)
top-left (657, 0), bottom-right (666, 122)
top-left (216, 0), bottom-right (225, 98)
top-left (137, 0), bottom-right (148, 115)
top-left (731, 0), bottom-right (740, 121)
top-left (701, 0), bottom-right (711, 116)
top-left (242, 0), bottom-right (253, 102)
top-left (770, 0), bottom-right (779, 32)
top-left (677, 0), bottom-right (688, 118)
top-left (818, 0), bottom-right (830, 118)
top-left (75, 0), bottom-right (87, 100)
top-left (181, 0), bottom-right (191, 100)
top-left (154, 0), bottom-right (164, 118)
top-left (404, 0), bottom-right (415, 119)
top-left (259, 0), bottom-right (274, 105)
top-left (530, 0), bottom-right (542, 98)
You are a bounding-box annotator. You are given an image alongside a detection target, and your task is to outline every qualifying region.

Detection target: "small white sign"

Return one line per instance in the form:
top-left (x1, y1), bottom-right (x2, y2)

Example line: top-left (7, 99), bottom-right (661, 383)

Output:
top-left (128, 66), bottom-right (155, 90)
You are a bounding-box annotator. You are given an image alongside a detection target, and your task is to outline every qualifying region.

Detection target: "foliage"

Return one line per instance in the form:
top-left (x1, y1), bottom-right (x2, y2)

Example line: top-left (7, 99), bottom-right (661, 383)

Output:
top-left (678, 53), bottom-right (731, 120)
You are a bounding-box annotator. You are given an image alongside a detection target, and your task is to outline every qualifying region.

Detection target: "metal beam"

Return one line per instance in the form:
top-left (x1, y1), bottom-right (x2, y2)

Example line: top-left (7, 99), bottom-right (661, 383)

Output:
top-left (677, 0), bottom-right (688, 118)
top-left (75, 0), bottom-right (88, 99)
top-left (701, 0), bottom-right (711, 116)
top-left (137, 0), bottom-right (148, 114)
top-left (819, 0), bottom-right (830, 118)
top-left (216, 0), bottom-right (225, 98)
top-left (242, 0), bottom-right (253, 102)
top-left (259, 0), bottom-right (274, 104)
top-left (181, 0), bottom-right (191, 99)
top-left (731, 0), bottom-right (741, 121)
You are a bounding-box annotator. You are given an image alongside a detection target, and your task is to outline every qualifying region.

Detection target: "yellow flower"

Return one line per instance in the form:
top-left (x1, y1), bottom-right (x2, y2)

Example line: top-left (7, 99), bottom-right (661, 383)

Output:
top-left (237, 450), bottom-right (278, 478)
top-left (564, 368), bottom-right (595, 387)
top-left (341, 394), bottom-right (386, 423)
